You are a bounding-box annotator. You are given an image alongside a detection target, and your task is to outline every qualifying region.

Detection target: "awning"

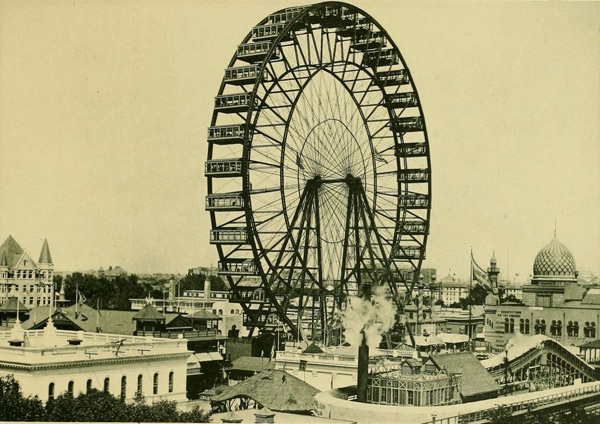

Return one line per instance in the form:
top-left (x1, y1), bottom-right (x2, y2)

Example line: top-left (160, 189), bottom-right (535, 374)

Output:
top-left (187, 352), bottom-right (223, 376)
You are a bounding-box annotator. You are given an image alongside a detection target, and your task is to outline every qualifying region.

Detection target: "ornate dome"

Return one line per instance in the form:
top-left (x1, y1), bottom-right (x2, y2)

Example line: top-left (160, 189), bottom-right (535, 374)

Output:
top-left (533, 236), bottom-right (576, 278)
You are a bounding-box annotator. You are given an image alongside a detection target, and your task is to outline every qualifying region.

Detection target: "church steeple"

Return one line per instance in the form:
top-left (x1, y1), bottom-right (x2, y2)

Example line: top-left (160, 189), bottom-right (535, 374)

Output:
top-left (38, 239), bottom-right (52, 264)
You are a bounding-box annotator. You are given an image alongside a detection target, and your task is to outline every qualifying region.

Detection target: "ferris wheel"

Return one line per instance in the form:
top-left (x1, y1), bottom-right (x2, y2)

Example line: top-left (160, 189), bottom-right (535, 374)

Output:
top-left (205, 2), bottom-right (431, 344)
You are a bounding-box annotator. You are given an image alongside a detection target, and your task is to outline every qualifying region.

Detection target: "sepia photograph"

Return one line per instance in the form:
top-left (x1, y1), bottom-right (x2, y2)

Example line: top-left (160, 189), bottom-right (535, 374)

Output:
top-left (0, 1), bottom-right (599, 422)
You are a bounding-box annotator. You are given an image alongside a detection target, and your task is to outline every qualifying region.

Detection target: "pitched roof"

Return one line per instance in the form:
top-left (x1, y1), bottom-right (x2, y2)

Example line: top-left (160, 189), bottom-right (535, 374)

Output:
top-left (0, 251), bottom-right (8, 267)
top-left (212, 370), bottom-right (319, 412)
top-left (27, 309), bottom-right (85, 331)
top-left (303, 342), bottom-right (324, 354)
top-left (582, 288), bottom-right (600, 305)
top-left (132, 303), bottom-right (165, 321)
top-left (0, 235), bottom-right (24, 269)
top-left (0, 297), bottom-right (30, 313)
top-left (430, 352), bottom-right (500, 399)
top-left (230, 356), bottom-right (274, 373)
top-left (38, 238), bottom-right (52, 264)
top-left (191, 309), bottom-right (221, 320)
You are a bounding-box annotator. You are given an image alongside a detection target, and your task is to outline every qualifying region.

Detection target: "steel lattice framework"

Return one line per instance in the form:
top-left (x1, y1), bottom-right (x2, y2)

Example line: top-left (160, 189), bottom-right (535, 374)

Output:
top-left (206, 2), bottom-right (431, 344)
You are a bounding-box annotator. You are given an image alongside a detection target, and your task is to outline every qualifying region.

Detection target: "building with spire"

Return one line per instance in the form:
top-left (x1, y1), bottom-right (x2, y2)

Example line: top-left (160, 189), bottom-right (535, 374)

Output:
top-left (0, 236), bottom-right (55, 314)
top-left (484, 234), bottom-right (600, 351)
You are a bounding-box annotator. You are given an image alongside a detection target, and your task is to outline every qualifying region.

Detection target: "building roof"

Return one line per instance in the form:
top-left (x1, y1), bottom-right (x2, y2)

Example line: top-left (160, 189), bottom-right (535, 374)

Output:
top-left (132, 303), bottom-right (166, 322)
top-left (533, 235), bottom-right (576, 279)
top-left (579, 339), bottom-right (600, 349)
top-left (230, 356), bottom-right (275, 373)
top-left (303, 342), bottom-right (324, 354)
top-left (481, 334), bottom-right (550, 368)
top-left (0, 235), bottom-right (25, 269)
top-left (38, 238), bottom-right (52, 264)
top-left (212, 370), bottom-right (319, 412)
top-left (0, 297), bottom-right (30, 313)
top-left (0, 251), bottom-right (8, 267)
top-left (581, 288), bottom-right (600, 305)
top-left (438, 333), bottom-right (469, 344)
top-left (191, 309), bottom-right (221, 320)
top-left (430, 352), bottom-right (500, 399)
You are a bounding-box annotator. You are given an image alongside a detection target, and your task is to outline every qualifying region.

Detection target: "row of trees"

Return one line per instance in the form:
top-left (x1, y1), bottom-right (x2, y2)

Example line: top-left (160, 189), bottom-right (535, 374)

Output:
top-left (54, 272), bottom-right (227, 311)
top-left (0, 375), bottom-right (211, 422)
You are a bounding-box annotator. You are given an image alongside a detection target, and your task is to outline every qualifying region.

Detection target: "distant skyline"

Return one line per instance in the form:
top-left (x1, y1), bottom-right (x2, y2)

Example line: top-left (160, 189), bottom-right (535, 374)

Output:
top-left (1, 1), bottom-right (599, 279)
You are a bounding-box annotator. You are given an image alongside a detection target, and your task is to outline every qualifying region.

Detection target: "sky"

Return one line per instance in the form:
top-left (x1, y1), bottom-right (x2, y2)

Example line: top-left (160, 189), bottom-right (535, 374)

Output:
top-left (0, 0), bottom-right (599, 280)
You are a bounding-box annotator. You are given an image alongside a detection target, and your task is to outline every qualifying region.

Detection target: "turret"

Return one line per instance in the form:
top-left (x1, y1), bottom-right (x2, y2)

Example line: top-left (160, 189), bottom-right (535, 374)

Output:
top-left (487, 251), bottom-right (500, 287)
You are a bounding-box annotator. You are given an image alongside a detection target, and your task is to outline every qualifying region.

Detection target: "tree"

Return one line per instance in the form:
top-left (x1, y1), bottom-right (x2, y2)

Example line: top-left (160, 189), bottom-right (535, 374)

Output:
top-left (0, 375), bottom-right (45, 421)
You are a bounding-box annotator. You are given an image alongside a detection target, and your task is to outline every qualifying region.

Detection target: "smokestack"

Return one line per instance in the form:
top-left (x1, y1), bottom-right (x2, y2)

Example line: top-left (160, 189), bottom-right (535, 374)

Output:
top-left (356, 282), bottom-right (372, 403)
top-left (169, 279), bottom-right (175, 302)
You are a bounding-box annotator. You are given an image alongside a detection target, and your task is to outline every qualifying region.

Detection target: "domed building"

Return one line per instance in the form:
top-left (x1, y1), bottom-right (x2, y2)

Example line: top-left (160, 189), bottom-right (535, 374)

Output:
top-left (484, 234), bottom-right (600, 352)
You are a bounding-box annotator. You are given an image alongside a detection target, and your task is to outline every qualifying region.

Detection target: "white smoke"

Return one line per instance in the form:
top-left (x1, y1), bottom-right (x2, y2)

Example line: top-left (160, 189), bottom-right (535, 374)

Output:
top-left (342, 285), bottom-right (396, 349)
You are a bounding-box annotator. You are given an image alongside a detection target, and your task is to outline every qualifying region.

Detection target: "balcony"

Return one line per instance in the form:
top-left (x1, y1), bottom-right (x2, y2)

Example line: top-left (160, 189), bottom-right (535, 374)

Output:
top-left (337, 17), bottom-right (371, 37)
top-left (387, 93), bottom-right (418, 109)
top-left (237, 42), bottom-right (277, 63)
top-left (218, 260), bottom-right (258, 276)
top-left (398, 193), bottom-right (429, 209)
top-left (399, 220), bottom-right (428, 235)
top-left (224, 65), bottom-right (265, 86)
top-left (362, 49), bottom-right (400, 67)
top-left (395, 143), bottom-right (428, 158)
top-left (394, 246), bottom-right (425, 260)
top-left (391, 117), bottom-right (424, 133)
top-left (252, 23), bottom-right (290, 42)
top-left (205, 159), bottom-right (243, 178)
top-left (207, 124), bottom-right (246, 145)
top-left (398, 169), bottom-right (429, 184)
top-left (205, 194), bottom-right (245, 211)
top-left (210, 228), bottom-right (249, 245)
top-left (214, 93), bottom-right (256, 114)
top-left (376, 69), bottom-right (410, 86)
top-left (350, 32), bottom-right (386, 51)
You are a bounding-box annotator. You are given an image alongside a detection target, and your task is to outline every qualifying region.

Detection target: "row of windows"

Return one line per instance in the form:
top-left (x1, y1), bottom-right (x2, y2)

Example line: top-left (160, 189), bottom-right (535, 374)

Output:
top-left (505, 318), bottom-right (597, 338)
top-left (9, 270), bottom-right (52, 279)
top-left (211, 309), bottom-right (242, 315)
top-left (48, 372), bottom-right (175, 401)
top-left (0, 284), bottom-right (50, 293)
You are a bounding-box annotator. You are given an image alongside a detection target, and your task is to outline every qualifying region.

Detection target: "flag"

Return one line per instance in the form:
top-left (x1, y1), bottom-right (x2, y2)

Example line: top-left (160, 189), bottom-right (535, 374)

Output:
top-left (77, 289), bottom-right (86, 305)
top-left (472, 252), bottom-right (497, 295)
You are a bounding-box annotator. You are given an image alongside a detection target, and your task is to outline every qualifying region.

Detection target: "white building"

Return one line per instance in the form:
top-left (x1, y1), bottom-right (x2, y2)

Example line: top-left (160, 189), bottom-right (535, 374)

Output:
top-left (0, 320), bottom-right (190, 404)
top-left (274, 345), bottom-right (412, 392)
top-left (0, 236), bottom-right (54, 308)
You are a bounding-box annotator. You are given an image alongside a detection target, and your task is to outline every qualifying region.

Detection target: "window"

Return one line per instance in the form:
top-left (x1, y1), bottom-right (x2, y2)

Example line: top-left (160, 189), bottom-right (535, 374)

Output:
top-left (540, 320), bottom-right (546, 335)
top-left (504, 318), bottom-right (510, 333)
top-left (509, 318), bottom-right (515, 334)
top-left (121, 376), bottom-right (127, 400)
top-left (519, 319), bottom-right (525, 333)
top-left (137, 374), bottom-right (143, 396)
top-left (557, 320), bottom-right (562, 336)
top-left (104, 377), bottom-right (110, 393)
top-left (86, 379), bottom-right (92, 394)
top-left (591, 323), bottom-right (597, 338)
top-left (551, 320), bottom-right (557, 336)
top-left (168, 372), bottom-right (174, 393)
top-left (574, 321), bottom-right (579, 337)
top-left (153, 373), bottom-right (158, 395)
top-left (48, 382), bottom-right (55, 401)
top-left (567, 321), bottom-right (574, 336)
top-left (67, 381), bottom-right (74, 396)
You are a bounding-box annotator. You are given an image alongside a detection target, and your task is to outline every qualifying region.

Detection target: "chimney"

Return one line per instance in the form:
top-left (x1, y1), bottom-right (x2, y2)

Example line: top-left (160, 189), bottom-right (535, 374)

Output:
top-left (204, 277), bottom-right (211, 300)
top-left (356, 281), bottom-right (372, 403)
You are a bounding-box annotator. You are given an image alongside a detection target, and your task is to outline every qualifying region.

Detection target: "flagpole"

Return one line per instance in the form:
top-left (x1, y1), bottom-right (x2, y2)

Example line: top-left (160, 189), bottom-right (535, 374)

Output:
top-left (469, 247), bottom-right (473, 351)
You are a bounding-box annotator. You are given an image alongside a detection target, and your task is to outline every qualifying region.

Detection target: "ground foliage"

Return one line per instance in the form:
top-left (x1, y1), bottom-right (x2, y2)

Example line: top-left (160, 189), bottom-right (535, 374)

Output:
top-left (0, 375), bottom-right (211, 422)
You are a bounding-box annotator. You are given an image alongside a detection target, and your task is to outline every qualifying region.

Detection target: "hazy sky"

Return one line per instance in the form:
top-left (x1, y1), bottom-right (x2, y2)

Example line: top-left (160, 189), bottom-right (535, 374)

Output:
top-left (1, 0), bottom-right (598, 280)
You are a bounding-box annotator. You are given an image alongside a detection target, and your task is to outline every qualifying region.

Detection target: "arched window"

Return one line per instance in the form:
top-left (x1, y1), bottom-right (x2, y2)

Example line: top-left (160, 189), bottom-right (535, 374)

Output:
top-left (567, 321), bottom-right (574, 336)
top-left (218, 309), bottom-right (223, 316)
top-left (504, 318), bottom-right (510, 333)
top-left (230, 309), bottom-right (235, 315)
top-left (120, 376), bottom-right (127, 400)
top-left (525, 319), bottom-right (530, 334)
top-left (104, 377), bottom-right (110, 393)
top-left (137, 374), bottom-right (143, 396)
top-left (519, 319), bottom-right (525, 333)
top-left (153, 373), bottom-right (159, 395)
top-left (67, 381), bottom-right (74, 396)
top-left (541, 320), bottom-right (546, 335)
top-left (557, 320), bottom-right (562, 336)
top-left (212, 309), bottom-right (217, 315)
top-left (168, 372), bottom-right (174, 393)
top-left (509, 318), bottom-right (515, 334)
top-left (574, 321), bottom-right (579, 337)
top-left (86, 379), bottom-right (92, 394)
top-left (550, 320), bottom-right (557, 336)
top-left (591, 323), bottom-right (597, 338)
top-left (48, 382), bottom-right (55, 401)
top-left (534, 319), bottom-right (541, 335)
